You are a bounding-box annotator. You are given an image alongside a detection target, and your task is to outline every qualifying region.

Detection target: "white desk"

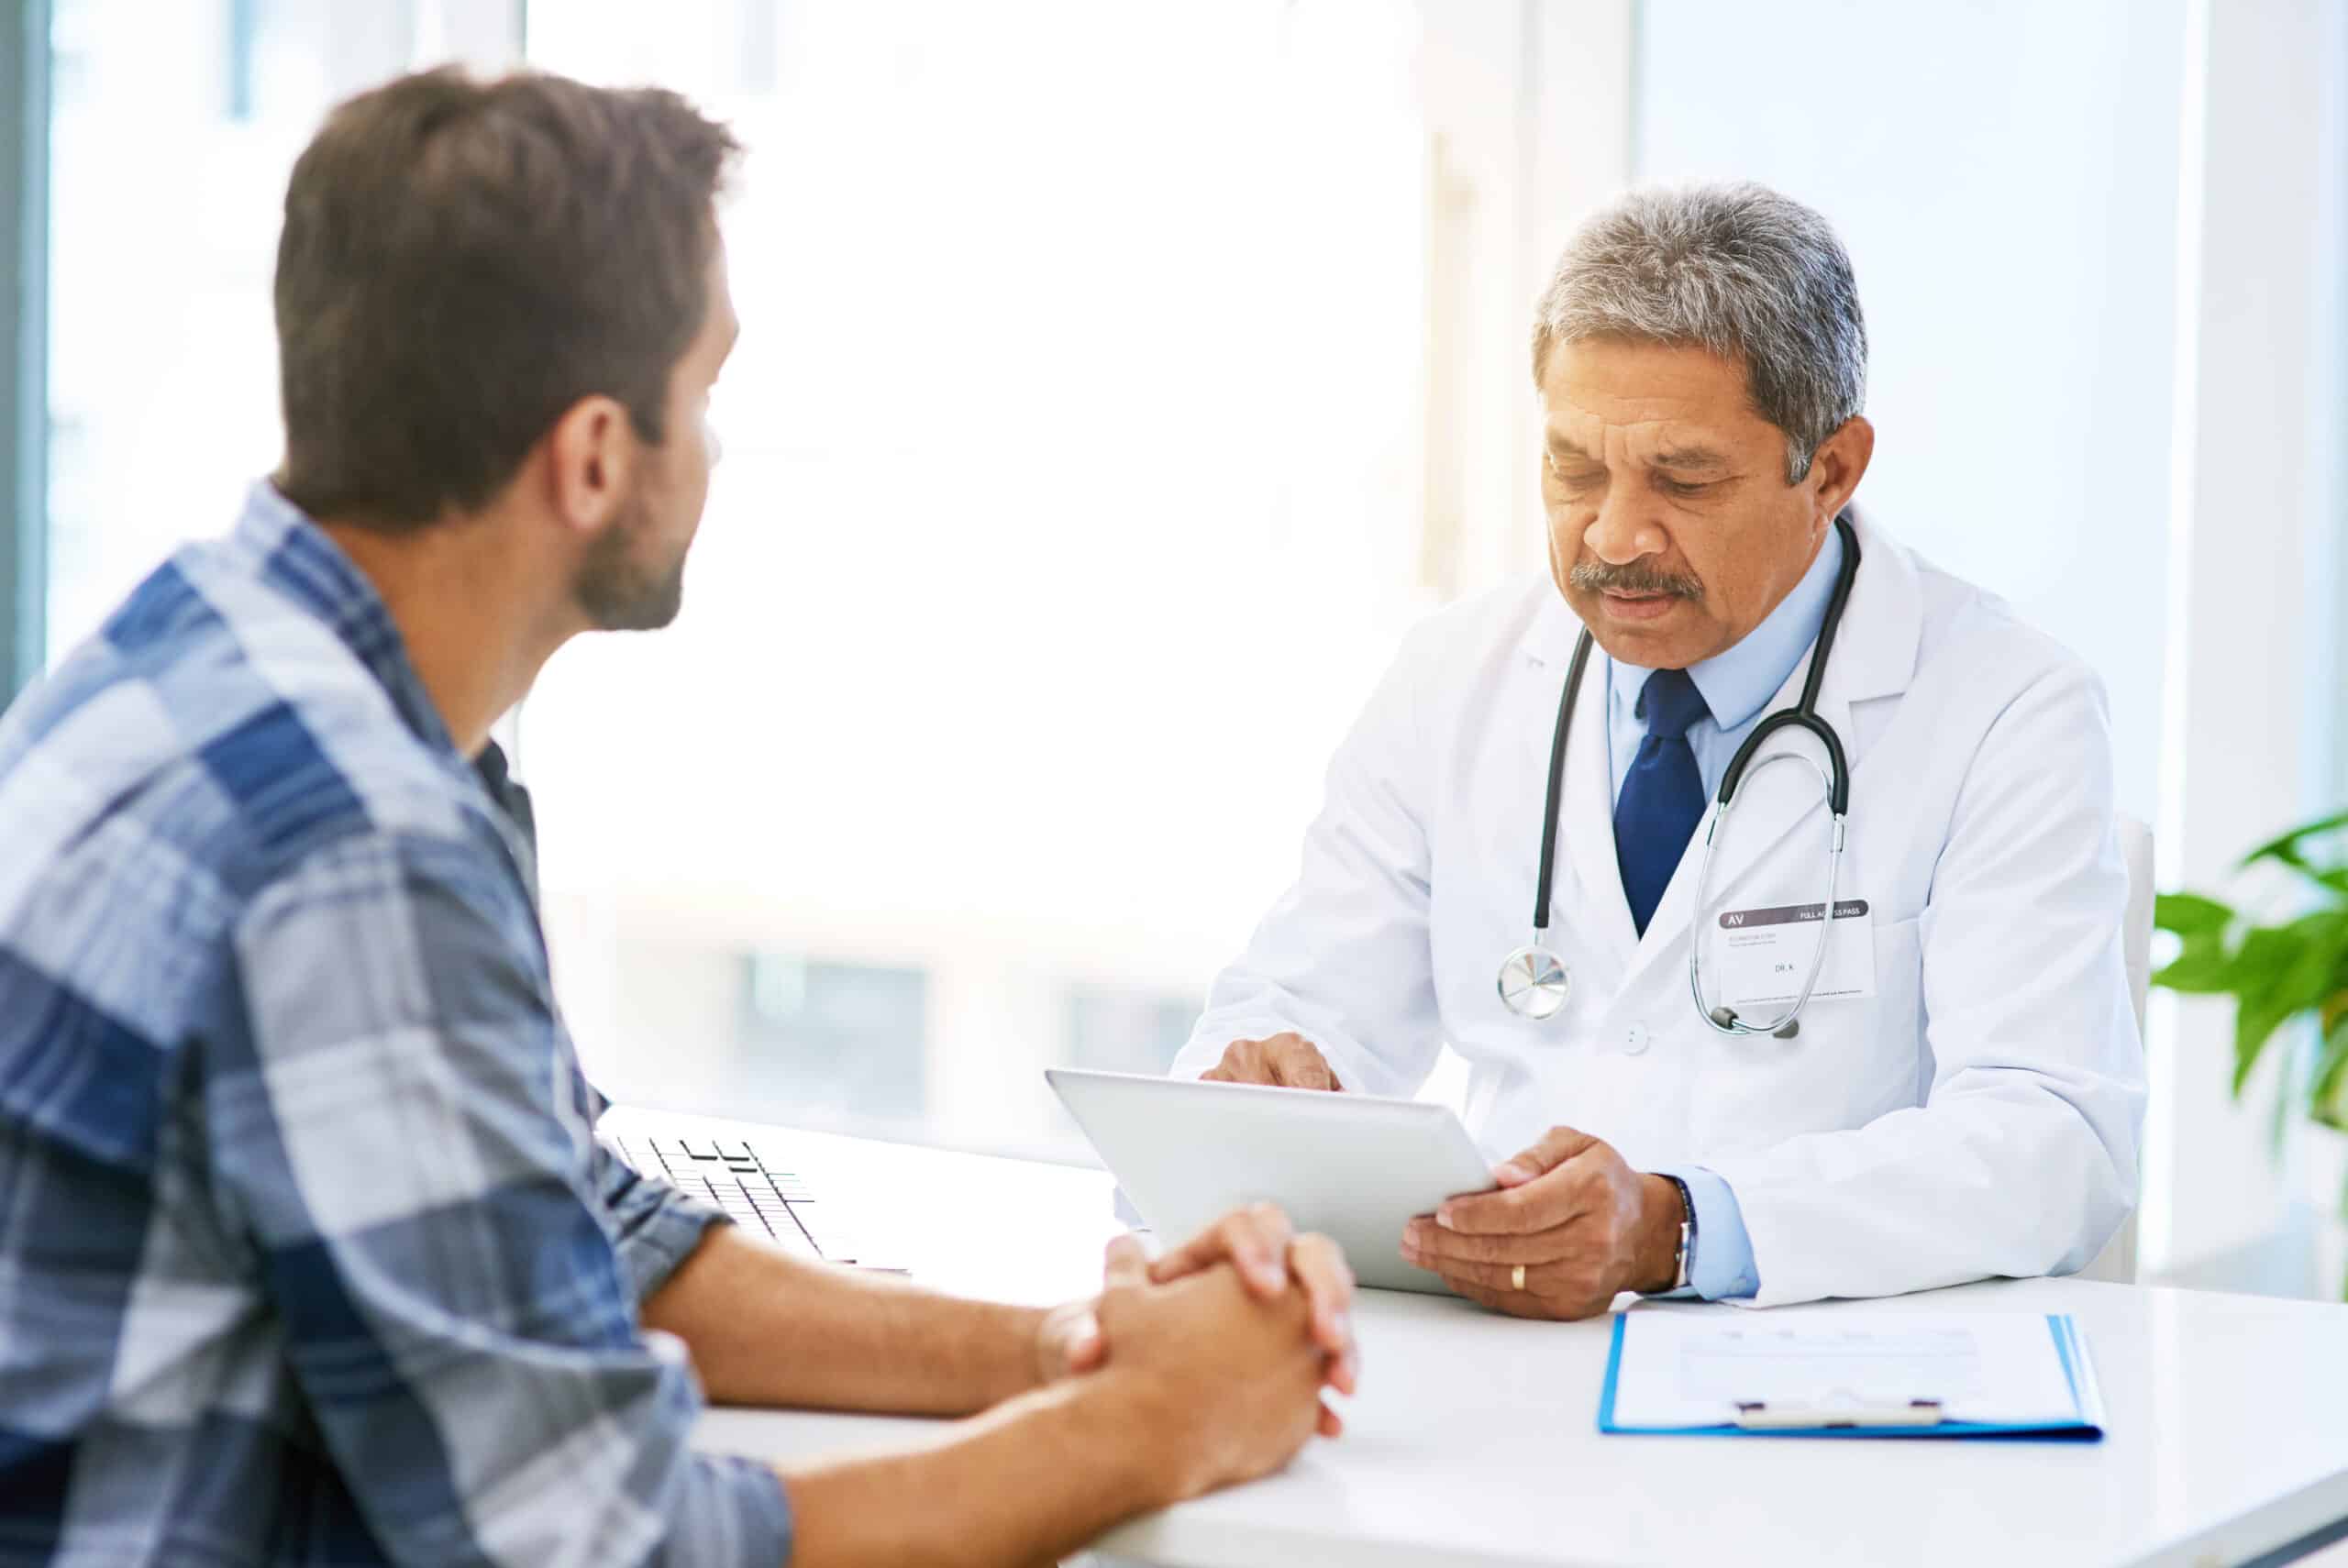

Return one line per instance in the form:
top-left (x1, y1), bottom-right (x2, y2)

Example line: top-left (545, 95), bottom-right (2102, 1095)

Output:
top-left (609, 1109), bottom-right (2348, 1568)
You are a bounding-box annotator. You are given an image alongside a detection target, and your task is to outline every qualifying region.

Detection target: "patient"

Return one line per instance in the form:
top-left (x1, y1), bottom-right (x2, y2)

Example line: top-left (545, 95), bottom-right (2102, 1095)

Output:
top-left (0, 68), bottom-right (1356, 1566)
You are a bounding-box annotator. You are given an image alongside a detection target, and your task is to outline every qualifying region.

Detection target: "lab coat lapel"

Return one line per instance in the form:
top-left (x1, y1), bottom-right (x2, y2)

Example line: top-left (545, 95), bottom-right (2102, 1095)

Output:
top-left (1624, 512), bottom-right (1922, 978)
top-left (1520, 601), bottom-right (1638, 968)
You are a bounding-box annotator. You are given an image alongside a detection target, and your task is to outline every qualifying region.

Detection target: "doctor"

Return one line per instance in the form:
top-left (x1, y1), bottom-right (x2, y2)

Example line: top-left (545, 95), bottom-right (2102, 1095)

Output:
top-left (1169, 182), bottom-right (2145, 1317)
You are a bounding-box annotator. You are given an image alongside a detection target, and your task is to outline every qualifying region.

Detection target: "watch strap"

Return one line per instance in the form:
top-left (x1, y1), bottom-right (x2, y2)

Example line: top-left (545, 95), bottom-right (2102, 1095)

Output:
top-left (1654, 1172), bottom-right (1697, 1295)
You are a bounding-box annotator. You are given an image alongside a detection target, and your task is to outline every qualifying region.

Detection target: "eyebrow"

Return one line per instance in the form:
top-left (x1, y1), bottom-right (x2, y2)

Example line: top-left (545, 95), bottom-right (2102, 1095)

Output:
top-left (1650, 445), bottom-right (1732, 472)
top-left (1544, 433), bottom-right (1600, 464)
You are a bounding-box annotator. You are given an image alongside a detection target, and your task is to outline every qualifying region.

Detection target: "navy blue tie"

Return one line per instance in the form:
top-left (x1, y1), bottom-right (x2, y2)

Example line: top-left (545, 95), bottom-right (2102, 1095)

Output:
top-left (1614, 668), bottom-right (1711, 937)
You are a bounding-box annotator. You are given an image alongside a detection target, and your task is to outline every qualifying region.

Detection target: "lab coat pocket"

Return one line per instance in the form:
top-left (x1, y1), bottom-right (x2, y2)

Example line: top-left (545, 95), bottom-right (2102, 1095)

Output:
top-left (1858, 914), bottom-right (1928, 1112)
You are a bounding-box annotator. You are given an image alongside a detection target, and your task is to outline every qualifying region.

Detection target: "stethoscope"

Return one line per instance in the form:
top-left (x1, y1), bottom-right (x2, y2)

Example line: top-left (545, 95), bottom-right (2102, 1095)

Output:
top-left (1496, 514), bottom-right (1861, 1039)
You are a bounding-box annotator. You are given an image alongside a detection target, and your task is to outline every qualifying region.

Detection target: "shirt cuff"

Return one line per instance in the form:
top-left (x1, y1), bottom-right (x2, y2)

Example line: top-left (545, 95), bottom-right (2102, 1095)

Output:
top-left (599, 1155), bottom-right (733, 1306)
top-left (1655, 1165), bottom-right (1760, 1301)
top-left (681, 1452), bottom-right (796, 1566)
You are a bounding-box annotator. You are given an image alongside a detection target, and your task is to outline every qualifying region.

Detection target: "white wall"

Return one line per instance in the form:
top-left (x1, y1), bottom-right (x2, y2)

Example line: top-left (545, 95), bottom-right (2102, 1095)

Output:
top-left (1633, 0), bottom-right (2187, 826)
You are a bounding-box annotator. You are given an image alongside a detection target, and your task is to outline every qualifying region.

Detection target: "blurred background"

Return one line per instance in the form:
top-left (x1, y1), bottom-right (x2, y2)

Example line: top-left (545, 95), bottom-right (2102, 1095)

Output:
top-left (7, 0), bottom-right (2345, 1297)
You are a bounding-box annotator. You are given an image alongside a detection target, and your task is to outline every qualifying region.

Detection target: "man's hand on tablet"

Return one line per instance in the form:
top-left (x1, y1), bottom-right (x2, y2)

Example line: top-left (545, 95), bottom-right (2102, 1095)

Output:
top-left (1397, 1125), bottom-right (1682, 1320)
top-left (1201, 1032), bottom-right (1344, 1091)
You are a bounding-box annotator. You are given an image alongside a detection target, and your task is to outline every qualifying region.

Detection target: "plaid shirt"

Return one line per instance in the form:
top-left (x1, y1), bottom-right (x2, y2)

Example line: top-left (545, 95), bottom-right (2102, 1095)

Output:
top-left (0, 484), bottom-right (793, 1565)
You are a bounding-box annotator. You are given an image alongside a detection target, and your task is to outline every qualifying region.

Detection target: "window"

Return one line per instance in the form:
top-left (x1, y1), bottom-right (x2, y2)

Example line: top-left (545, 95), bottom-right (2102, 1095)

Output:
top-left (32, 2), bottom-right (1581, 1163)
top-left (521, 0), bottom-right (1469, 1161)
top-left (43, 0), bottom-right (521, 662)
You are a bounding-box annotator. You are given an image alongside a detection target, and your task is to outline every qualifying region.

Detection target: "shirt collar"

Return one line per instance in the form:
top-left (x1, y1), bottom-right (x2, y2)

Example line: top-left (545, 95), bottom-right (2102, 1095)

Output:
top-left (1609, 522), bottom-right (1846, 731)
top-left (231, 480), bottom-right (462, 762)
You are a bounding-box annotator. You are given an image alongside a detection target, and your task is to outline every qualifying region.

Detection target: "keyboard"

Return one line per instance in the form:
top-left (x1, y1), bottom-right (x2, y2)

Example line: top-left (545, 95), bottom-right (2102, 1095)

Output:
top-left (607, 1132), bottom-right (868, 1265)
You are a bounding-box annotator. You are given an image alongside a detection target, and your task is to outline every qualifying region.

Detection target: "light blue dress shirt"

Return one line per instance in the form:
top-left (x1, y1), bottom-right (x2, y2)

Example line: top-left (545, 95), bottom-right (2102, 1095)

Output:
top-left (1602, 523), bottom-right (1845, 1301)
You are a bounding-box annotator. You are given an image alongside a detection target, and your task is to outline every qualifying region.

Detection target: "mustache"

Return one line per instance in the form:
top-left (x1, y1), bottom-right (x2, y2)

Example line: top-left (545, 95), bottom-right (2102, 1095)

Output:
top-left (1567, 558), bottom-right (1704, 600)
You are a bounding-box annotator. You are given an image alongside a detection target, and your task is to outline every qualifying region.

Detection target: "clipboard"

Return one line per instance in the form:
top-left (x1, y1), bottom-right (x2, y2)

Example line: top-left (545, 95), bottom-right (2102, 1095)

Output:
top-left (1597, 1311), bottom-right (2108, 1441)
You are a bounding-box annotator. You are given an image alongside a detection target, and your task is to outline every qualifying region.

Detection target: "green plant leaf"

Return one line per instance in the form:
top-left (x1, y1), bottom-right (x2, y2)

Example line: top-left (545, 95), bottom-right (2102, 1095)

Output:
top-left (2241, 810), bottom-right (2348, 871)
top-left (2154, 892), bottom-right (2235, 937)
top-left (2233, 997), bottom-right (2302, 1096)
top-left (2243, 813), bottom-right (2348, 897)
top-left (2153, 944), bottom-right (2238, 992)
top-left (2314, 1015), bottom-right (2348, 1132)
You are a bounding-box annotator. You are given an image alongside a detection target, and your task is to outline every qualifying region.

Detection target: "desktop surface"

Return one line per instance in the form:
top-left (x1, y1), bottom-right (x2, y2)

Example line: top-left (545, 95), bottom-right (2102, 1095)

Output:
top-left (601, 1107), bottom-right (2348, 1568)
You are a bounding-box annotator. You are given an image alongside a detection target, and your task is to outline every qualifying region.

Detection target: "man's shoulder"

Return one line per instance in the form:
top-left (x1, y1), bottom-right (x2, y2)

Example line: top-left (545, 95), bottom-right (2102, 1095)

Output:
top-left (0, 547), bottom-right (484, 905)
top-left (1889, 533), bottom-right (2103, 701)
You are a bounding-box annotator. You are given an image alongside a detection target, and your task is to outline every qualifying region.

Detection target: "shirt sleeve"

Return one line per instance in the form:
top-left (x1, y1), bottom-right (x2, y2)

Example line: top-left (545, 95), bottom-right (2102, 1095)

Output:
top-left (590, 1136), bottom-right (731, 1308)
top-left (1653, 1166), bottom-right (1760, 1301)
top-left (210, 828), bottom-right (792, 1568)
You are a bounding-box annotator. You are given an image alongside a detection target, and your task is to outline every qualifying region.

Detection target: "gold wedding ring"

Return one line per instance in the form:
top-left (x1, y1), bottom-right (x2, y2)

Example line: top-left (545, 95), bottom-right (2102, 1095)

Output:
top-left (1511, 1264), bottom-right (1526, 1291)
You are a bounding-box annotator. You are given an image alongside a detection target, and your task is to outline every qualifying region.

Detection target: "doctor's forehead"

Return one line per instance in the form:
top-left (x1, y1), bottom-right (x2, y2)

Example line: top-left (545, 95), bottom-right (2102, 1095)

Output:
top-left (1538, 337), bottom-right (1778, 466)
top-left (1541, 402), bottom-right (1738, 471)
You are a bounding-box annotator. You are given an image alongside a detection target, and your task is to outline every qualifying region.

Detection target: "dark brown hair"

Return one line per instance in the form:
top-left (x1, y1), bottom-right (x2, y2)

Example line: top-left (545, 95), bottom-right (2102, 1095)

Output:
top-left (273, 67), bottom-right (738, 529)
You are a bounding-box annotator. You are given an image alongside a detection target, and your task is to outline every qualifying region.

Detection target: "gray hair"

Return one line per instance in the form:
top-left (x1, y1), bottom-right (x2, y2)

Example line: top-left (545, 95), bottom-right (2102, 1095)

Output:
top-left (1531, 182), bottom-right (1867, 483)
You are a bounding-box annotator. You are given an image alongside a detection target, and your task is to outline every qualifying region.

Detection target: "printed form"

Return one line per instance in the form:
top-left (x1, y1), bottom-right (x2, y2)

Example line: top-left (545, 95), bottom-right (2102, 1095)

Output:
top-left (1609, 1311), bottom-right (2087, 1430)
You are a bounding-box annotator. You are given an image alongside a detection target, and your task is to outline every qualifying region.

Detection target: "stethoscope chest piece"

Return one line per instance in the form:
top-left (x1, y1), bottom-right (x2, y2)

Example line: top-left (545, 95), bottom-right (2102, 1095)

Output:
top-left (1498, 942), bottom-right (1571, 1019)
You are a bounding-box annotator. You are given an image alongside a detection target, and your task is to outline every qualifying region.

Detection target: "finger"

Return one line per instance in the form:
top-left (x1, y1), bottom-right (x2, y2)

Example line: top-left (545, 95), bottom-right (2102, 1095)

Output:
top-left (1147, 1206), bottom-right (1292, 1297)
top-left (1448, 1279), bottom-right (1558, 1320)
top-left (1207, 1042), bottom-right (1272, 1086)
top-left (1317, 1399), bottom-right (1345, 1439)
top-left (1102, 1232), bottom-right (1152, 1291)
top-left (1434, 1171), bottom-right (1591, 1237)
top-left (1427, 1255), bottom-right (1565, 1296)
top-left (1401, 1219), bottom-right (1573, 1267)
top-left (1288, 1234), bottom-right (1357, 1379)
top-left (1270, 1041), bottom-right (1340, 1092)
top-left (1059, 1311), bottom-right (1105, 1373)
top-left (1493, 1125), bottom-right (1599, 1187)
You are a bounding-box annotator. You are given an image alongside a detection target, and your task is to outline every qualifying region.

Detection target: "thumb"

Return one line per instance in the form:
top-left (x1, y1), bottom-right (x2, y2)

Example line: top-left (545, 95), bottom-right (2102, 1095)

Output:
top-left (1102, 1231), bottom-right (1152, 1291)
top-left (1058, 1310), bottom-right (1105, 1373)
top-left (1495, 1126), bottom-right (1597, 1187)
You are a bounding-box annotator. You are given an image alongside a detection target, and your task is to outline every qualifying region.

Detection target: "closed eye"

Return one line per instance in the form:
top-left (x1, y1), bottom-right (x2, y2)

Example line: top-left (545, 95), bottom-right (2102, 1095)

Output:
top-left (1545, 457), bottom-right (1607, 490)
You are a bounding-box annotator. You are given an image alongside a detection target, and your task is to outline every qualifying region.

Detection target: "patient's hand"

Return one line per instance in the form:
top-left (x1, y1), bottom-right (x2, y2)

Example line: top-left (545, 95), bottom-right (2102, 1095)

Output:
top-left (1093, 1240), bottom-right (1337, 1501)
top-left (1144, 1204), bottom-right (1357, 1424)
top-left (1202, 1032), bottom-right (1343, 1091)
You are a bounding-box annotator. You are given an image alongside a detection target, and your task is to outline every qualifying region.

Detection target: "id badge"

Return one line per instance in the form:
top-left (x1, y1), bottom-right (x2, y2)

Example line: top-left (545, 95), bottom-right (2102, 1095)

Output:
top-left (1711, 899), bottom-right (1876, 1010)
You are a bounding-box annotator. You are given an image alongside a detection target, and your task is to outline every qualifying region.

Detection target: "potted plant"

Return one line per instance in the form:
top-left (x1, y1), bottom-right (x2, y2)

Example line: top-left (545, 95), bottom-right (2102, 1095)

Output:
top-left (2153, 810), bottom-right (2348, 1299)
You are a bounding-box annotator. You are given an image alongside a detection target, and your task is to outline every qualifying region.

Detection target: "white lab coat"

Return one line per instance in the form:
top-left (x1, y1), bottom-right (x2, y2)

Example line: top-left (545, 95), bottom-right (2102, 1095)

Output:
top-left (1171, 513), bottom-right (2146, 1308)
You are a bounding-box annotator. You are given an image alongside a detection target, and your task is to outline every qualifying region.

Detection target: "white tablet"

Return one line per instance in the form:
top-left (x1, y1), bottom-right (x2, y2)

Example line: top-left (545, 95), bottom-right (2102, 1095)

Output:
top-left (1045, 1067), bottom-right (1496, 1295)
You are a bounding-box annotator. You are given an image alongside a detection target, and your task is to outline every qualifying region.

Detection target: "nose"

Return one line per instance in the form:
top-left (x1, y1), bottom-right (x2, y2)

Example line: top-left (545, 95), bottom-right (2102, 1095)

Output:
top-left (1582, 479), bottom-right (1666, 566)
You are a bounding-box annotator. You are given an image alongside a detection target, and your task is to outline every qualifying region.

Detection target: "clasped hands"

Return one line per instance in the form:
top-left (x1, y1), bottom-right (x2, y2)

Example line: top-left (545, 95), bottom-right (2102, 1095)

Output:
top-left (1208, 1032), bottom-right (1684, 1320)
top-left (1040, 1202), bottom-right (1361, 1435)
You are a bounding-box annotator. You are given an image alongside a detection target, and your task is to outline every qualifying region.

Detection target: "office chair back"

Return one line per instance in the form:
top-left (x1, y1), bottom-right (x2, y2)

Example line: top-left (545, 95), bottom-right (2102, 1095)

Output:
top-left (2077, 815), bottom-right (2153, 1284)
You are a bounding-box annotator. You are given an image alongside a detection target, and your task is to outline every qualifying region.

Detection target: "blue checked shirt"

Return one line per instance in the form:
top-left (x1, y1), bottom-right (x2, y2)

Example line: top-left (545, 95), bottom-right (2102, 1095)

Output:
top-left (0, 484), bottom-right (793, 1564)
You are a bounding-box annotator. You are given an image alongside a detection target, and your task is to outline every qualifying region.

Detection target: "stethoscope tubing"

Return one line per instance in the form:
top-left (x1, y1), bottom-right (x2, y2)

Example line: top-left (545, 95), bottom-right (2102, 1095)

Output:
top-left (1505, 515), bottom-right (1863, 1034)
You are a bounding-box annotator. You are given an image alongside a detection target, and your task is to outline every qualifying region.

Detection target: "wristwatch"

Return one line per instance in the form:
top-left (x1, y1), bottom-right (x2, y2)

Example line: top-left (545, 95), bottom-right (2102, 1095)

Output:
top-left (1653, 1173), bottom-right (1697, 1295)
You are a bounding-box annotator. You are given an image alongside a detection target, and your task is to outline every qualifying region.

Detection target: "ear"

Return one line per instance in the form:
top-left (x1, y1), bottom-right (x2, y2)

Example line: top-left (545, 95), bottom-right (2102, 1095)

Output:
top-left (1805, 414), bottom-right (1875, 525)
top-left (544, 394), bottom-right (638, 538)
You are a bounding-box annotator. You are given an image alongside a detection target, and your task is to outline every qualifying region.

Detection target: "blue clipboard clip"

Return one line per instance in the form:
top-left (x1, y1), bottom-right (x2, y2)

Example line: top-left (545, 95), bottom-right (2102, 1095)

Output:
top-left (1733, 1397), bottom-right (1945, 1430)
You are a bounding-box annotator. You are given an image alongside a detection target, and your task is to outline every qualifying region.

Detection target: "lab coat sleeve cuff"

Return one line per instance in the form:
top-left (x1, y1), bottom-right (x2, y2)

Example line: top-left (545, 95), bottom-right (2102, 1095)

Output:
top-left (1655, 1165), bottom-right (1760, 1301)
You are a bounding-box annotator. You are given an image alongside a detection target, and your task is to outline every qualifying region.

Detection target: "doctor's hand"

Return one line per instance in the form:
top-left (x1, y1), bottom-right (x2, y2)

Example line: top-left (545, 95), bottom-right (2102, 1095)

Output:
top-left (1398, 1126), bottom-right (1684, 1320)
top-left (1201, 1032), bottom-right (1343, 1091)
